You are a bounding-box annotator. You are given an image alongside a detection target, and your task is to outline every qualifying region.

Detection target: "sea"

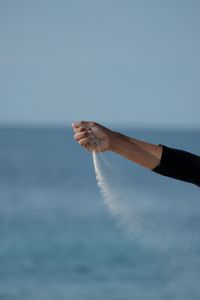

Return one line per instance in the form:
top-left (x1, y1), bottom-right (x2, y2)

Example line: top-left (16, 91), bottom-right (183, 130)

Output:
top-left (0, 126), bottom-right (199, 300)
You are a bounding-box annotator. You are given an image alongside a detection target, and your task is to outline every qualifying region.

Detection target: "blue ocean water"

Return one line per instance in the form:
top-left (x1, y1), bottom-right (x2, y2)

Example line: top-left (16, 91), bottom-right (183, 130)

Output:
top-left (0, 126), bottom-right (199, 300)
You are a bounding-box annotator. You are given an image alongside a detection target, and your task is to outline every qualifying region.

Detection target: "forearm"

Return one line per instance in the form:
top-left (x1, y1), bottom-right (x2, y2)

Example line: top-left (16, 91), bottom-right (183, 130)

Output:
top-left (109, 131), bottom-right (163, 170)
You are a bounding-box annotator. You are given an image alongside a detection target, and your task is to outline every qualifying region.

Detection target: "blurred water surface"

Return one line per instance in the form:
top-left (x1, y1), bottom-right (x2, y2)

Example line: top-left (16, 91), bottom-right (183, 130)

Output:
top-left (0, 126), bottom-right (200, 300)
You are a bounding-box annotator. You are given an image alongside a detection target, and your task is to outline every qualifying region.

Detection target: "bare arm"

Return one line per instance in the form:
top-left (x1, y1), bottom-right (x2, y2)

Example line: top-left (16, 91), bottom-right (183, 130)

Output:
top-left (72, 121), bottom-right (200, 187)
top-left (109, 131), bottom-right (163, 170)
top-left (72, 121), bottom-right (163, 170)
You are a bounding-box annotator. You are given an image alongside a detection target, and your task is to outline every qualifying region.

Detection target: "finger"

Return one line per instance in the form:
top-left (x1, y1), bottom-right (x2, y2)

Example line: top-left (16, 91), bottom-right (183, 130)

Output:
top-left (73, 127), bottom-right (91, 134)
top-left (74, 131), bottom-right (91, 141)
top-left (79, 136), bottom-right (97, 148)
top-left (72, 121), bottom-right (95, 129)
top-left (85, 144), bottom-right (94, 152)
top-left (71, 122), bottom-right (80, 129)
top-left (84, 143), bottom-right (95, 152)
top-left (79, 137), bottom-right (90, 147)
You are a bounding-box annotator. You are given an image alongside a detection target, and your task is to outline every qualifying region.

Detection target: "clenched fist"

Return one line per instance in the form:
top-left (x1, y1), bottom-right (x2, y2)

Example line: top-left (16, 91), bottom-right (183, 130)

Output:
top-left (72, 121), bottom-right (112, 152)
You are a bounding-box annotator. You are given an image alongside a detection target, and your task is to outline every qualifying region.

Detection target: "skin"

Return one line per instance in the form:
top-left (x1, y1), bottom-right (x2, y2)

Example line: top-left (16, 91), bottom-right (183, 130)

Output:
top-left (72, 121), bottom-right (163, 170)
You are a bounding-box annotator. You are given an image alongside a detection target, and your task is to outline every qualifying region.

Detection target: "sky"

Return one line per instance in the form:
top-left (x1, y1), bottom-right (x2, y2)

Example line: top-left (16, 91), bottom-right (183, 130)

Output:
top-left (0, 0), bottom-right (200, 129)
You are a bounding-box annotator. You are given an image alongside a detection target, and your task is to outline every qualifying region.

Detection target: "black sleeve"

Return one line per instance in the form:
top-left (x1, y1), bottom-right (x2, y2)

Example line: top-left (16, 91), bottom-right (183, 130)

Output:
top-left (152, 145), bottom-right (200, 187)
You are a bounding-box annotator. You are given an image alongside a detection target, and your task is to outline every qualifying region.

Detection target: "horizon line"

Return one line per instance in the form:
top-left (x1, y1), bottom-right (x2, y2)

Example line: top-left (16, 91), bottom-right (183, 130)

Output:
top-left (0, 121), bottom-right (199, 132)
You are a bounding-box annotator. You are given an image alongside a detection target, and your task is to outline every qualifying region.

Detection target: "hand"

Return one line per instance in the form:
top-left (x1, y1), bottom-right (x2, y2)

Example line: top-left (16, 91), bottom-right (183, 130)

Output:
top-left (72, 121), bottom-right (112, 152)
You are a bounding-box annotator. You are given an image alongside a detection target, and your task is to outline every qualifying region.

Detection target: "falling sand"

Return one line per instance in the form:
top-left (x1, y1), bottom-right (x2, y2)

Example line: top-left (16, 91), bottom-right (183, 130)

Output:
top-left (92, 151), bottom-right (141, 236)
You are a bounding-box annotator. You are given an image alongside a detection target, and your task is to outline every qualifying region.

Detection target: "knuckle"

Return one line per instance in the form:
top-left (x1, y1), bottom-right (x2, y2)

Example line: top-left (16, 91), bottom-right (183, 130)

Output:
top-left (79, 140), bottom-right (83, 145)
top-left (79, 138), bottom-right (87, 146)
top-left (74, 133), bottom-right (79, 141)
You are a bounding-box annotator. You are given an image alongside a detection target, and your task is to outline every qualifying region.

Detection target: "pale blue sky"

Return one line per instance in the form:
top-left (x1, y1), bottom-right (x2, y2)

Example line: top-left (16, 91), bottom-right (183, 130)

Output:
top-left (0, 0), bottom-right (200, 128)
